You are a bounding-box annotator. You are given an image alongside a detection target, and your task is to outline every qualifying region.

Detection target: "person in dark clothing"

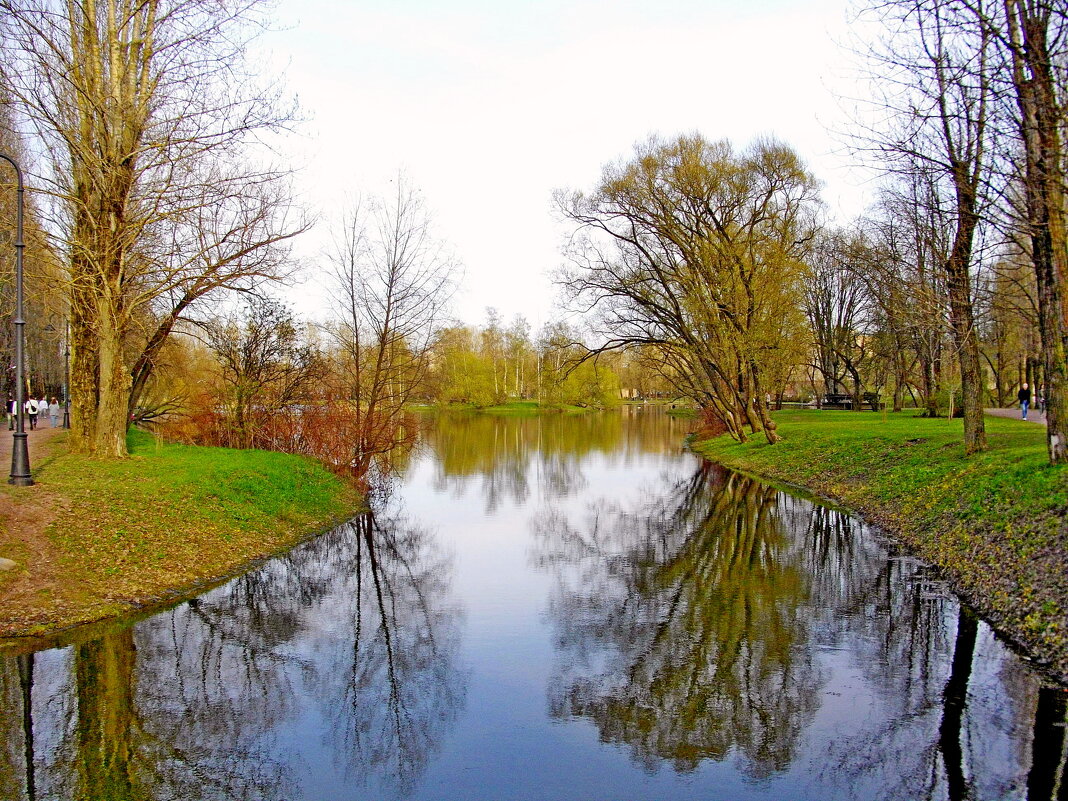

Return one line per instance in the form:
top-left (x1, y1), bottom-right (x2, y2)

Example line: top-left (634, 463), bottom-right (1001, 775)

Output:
top-left (1018, 382), bottom-right (1031, 420)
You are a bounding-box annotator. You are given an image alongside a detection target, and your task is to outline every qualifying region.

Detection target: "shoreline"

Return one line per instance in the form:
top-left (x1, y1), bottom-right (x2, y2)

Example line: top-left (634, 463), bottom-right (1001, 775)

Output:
top-left (691, 409), bottom-right (1068, 684)
top-left (0, 429), bottom-right (362, 645)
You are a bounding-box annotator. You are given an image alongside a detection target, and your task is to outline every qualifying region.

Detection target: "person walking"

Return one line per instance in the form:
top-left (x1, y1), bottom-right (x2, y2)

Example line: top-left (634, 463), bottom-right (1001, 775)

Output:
top-left (1018, 382), bottom-right (1032, 420)
top-left (48, 396), bottom-right (60, 428)
top-left (25, 397), bottom-right (38, 430)
top-left (6, 394), bottom-right (14, 431)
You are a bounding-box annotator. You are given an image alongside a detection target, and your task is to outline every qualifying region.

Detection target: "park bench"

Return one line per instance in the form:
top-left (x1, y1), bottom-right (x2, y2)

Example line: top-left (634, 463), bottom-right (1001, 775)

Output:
top-left (821, 393), bottom-right (853, 409)
top-left (821, 392), bottom-right (884, 410)
top-left (862, 392), bottom-right (884, 411)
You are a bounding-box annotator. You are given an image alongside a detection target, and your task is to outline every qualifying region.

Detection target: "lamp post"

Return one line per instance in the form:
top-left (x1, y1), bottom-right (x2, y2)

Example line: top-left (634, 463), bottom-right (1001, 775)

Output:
top-left (1, 152), bottom-right (32, 486)
top-left (63, 320), bottom-right (70, 429)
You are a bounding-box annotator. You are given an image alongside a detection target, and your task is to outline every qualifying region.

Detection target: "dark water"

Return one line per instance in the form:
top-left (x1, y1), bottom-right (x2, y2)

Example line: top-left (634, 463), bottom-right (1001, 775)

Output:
top-left (1, 409), bottom-right (1065, 800)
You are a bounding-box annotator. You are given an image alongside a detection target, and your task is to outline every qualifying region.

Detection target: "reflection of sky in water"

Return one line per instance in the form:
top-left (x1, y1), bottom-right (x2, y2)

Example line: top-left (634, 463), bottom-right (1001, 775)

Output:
top-left (0, 410), bottom-right (1060, 801)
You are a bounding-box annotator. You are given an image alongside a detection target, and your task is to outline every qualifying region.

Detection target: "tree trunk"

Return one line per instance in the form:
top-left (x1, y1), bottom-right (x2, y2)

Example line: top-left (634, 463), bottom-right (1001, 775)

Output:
top-left (920, 353), bottom-right (940, 418)
top-left (95, 303), bottom-right (131, 458)
top-left (749, 363), bottom-right (780, 444)
top-left (1004, 1), bottom-right (1068, 462)
top-left (68, 314), bottom-right (99, 454)
top-left (944, 192), bottom-right (987, 452)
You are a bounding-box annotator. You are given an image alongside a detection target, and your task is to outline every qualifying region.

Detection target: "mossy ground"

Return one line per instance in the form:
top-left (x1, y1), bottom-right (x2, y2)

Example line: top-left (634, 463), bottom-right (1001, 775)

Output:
top-left (0, 429), bottom-right (360, 639)
top-left (692, 409), bottom-right (1068, 681)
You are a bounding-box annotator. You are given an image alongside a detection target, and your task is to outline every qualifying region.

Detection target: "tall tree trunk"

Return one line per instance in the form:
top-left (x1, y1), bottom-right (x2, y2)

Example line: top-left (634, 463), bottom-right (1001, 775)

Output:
top-left (921, 352), bottom-right (941, 418)
top-left (944, 198), bottom-right (987, 452)
top-left (1004, 1), bottom-right (1068, 462)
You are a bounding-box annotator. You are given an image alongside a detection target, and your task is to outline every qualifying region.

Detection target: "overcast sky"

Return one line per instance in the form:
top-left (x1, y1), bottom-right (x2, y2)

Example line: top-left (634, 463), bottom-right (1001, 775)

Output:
top-left (261, 0), bottom-right (872, 330)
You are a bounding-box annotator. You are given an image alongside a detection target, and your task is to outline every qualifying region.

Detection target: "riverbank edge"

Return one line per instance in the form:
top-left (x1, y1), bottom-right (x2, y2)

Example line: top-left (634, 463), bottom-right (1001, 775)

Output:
top-left (0, 508), bottom-right (362, 655)
top-left (689, 411), bottom-right (1068, 685)
top-left (0, 430), bottom-right (364, 649)
top-left (412, 401), bottom-right (602, 414)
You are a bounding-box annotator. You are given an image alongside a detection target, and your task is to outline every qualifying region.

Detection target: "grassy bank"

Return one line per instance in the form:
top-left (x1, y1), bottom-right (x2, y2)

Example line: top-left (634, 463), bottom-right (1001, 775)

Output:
top-left (0, 429), bottom-right (360, 639)
top-left (691, 409), bottom-right (1068, 681)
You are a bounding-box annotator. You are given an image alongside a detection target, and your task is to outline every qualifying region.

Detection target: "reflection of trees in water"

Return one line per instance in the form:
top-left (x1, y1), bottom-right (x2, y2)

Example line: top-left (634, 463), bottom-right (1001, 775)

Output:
top-left (0, 502), bottom-right (464, 800)
top-left (533, 463), bottom-right (826, 778)
top-left (422, 410), bottom-right (688, 510)
top-left (819, 584), bottom-right (1063, 801)
top-left (775, 488), bottom-right (1060, 800)
top-left (318, 511), bottom-right (466, 797)
top-left (1027, 687), bottom-right (1068, 800)
top-left (801, 502), bottom-right (1053, 801)
top-left (0, 654), bottom-right (34, 800)
top-left (533, 460), bottom-right (1066, 796)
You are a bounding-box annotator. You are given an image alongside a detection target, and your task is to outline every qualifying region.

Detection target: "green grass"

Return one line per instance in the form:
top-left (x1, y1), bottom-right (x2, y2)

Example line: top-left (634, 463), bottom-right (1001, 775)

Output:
top-left (3, 429), bottom-right (360, 637)
top-left (692, 409), bottom-right (1068, 679)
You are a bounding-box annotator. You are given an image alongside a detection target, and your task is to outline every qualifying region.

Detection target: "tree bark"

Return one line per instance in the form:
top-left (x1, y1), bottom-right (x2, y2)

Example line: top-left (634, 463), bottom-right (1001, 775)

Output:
top-left (1003, 0), bottom-right (1068, 462)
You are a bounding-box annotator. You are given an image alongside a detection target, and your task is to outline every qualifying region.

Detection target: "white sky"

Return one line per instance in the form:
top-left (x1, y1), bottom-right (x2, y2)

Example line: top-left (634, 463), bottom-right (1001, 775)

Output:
top-left (259, 0), bottom-right (873, 330)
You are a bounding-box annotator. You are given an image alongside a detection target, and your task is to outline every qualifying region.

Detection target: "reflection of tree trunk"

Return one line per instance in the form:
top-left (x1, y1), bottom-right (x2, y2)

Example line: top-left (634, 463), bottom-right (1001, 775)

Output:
top-left (1026, 686), bottom-right (1067, 801)
top-left (939, 606), bottom-right (977, 801)
top-left (18, 653), bottom-right (35, 801)
top-left (352, 514), bottom-right (407, 759)
top-left (75, 629), bottom-right (143, 801)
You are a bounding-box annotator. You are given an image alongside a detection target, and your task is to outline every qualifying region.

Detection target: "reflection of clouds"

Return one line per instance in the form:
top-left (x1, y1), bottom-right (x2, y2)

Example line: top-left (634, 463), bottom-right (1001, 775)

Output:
top-left (317, 512), bottom-right (467, 798)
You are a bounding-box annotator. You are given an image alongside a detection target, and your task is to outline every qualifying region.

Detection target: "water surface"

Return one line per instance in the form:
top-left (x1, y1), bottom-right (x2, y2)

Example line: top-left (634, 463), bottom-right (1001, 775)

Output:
top-left (1, 408), bottom-right (1064, 800)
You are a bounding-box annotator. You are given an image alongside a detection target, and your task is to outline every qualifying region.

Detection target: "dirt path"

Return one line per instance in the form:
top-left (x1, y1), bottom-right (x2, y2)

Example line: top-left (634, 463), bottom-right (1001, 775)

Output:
top-left (0, 421), bottom-right (67, 462)
top-left (985, 407), bottom-right (1047, 425)
top-left (0, 423), bottom-right (74, 634)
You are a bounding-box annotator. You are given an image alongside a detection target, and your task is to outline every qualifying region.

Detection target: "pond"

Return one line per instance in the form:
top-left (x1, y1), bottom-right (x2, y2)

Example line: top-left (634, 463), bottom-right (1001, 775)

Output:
top-left (0, 408), bottom-right (1064, 800)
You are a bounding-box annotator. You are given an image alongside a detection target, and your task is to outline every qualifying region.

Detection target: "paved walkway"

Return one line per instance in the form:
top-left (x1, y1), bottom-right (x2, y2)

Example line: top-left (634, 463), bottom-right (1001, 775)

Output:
top-left (985, 407), bottom-right (1047, 425)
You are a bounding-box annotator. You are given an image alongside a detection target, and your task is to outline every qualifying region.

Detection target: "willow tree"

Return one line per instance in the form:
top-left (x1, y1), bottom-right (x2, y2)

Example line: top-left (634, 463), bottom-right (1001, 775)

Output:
top-left (0, 0), bottom-right (302, 457)
top-left (558, 135), bottom-right (819, 443)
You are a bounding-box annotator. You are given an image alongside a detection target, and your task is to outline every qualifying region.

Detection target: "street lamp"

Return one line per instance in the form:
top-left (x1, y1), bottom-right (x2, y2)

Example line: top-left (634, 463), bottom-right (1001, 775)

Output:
top-left (1, 152), bottom-right (32, 486)
top-left (63, 320), bottom-right (70, 429)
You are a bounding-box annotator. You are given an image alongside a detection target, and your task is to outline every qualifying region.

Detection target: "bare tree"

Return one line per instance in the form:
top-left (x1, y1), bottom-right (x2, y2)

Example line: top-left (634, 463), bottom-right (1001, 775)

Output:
top-left (199, 296), bottom-right (320, 450)
top-left (993, 0), bottom-right (1068, 461)
top-left (325, 178), bottom-right (458, 478)
top-left (805, 229), bottom-right (875, 408)
top-left (0, 0), bottom-right (304, 457)
top-left (867, 177), bottom-right (955, 416)
top-left (855, 0), bottom-right (998, 452)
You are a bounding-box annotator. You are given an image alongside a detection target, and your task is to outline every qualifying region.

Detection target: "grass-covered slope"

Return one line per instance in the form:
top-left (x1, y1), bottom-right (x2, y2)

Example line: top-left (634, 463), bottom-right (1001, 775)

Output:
top-left (0, 429), bottom-right (360, 637)
top-left (691, 409), bottom-right (1068, 680)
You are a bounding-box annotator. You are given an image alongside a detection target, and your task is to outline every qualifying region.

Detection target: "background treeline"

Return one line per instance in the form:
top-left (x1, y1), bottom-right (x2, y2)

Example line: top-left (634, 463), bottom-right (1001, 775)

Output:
top-left (557, 1), bottom-right (1068, 463)
top-left (0, 0), bottom-right (1066, 481)
top-left (148, 306), bottom-right (666, 437)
